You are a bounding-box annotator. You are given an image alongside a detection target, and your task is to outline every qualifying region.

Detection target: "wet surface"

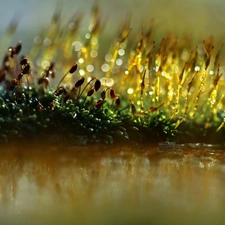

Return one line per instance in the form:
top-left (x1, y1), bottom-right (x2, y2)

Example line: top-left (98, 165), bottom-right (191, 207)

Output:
top-left (0, 143), bottom-right (225, 225)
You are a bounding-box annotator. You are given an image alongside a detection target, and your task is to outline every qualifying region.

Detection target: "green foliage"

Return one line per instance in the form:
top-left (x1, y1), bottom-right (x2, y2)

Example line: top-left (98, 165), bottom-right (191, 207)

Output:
top-left (0, 85), bottom-right (175, 144)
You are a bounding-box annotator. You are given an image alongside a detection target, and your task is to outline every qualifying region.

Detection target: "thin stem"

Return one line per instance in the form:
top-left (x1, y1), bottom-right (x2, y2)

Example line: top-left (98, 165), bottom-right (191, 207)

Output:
top-left (56, 71), bottom-right (69, 89)
top-left (74, 78), bottom-right (95, 106)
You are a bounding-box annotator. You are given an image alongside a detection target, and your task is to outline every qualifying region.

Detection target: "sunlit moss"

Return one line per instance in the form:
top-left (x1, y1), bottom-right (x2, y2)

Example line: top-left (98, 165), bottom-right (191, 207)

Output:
top-left (0, 4), bottom-right (225, 144)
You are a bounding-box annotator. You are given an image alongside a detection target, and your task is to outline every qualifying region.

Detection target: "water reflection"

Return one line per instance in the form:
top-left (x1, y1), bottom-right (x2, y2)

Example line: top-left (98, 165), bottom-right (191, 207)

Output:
top-left (0, 143), bottom-right (225, 224)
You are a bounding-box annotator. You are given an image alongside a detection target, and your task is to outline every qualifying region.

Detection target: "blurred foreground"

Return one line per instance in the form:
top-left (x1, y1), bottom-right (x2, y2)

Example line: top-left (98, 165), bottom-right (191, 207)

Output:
top-left (0, 143), bottom-right (225, 225)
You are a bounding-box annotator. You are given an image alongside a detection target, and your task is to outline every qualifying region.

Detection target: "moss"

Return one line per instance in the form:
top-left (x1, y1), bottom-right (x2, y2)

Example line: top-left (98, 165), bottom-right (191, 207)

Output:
top-left (0, 84), bottom-right (175, 144)
top-left (0, 4), bottom-right (225, 145)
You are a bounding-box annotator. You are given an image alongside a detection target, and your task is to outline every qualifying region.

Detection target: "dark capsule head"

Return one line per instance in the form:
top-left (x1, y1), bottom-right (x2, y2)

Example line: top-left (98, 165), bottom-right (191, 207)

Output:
top-left (115, 97), bottom-right (121, 108)
top-left (101, 90), bottom-right (106, 100)
top-left (8, 47), bottom-right (15, 57)
top-left (74, 77), bottom-right (85, 88)
top-left (20, 57), bottom-right (28, 66)
top-left (45, 62), bottom-right (55, 78)
top-left (49, 61), bottom-right (55, 70)
top-left (94, 79), bottom-right (101, 92)
top-left (54, 87), bottom-right (63, 96)
top-left (22, 64), bottom-right (30, 74)
top-left (15, 41), bottom-right (22, 54)
top-left (94, 99), bottom-right (104, 108)
top-left (87, 87), bottom-right (94, 96)
top-left (55, 87), bottom-right (68, 96)
top-left (69, 63), bottom-right (78, 74)
top-left (110, 89), bottom-right (117, 99)
top-left (48, 69), bottom-right (56, 78)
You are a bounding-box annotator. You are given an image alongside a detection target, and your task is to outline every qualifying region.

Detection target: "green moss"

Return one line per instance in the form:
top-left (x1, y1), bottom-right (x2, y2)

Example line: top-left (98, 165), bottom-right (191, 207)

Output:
top-left (0, 85), bottom-right (175, 144)
top-left (0, 4), bottom-right (225, 145)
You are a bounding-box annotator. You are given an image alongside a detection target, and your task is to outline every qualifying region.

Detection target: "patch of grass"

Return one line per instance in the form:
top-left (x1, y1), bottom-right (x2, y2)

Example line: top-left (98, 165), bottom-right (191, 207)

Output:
top-left (0, 3), bottom-right (225, 144)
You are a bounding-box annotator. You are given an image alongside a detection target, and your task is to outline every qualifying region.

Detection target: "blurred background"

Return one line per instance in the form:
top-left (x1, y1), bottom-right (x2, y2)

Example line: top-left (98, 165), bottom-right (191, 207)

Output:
top-left (0, 0), bottom-right (224, 81)
top-left (0, 0), bottom-right (225, 39)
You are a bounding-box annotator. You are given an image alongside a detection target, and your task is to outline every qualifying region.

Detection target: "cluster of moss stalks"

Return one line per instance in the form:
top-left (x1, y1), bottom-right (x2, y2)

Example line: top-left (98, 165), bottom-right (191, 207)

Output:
top-left (1, 5), bottom-right (225, 145)
top-left (0, 42), bottom-right (174, 145)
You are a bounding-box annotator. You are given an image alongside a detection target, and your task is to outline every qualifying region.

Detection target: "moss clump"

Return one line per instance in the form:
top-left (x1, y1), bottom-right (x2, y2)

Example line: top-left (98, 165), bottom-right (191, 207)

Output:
top-left (1, 4), bottom-right (225, 145)
top-left (0, 83), bottom-right (175, 144)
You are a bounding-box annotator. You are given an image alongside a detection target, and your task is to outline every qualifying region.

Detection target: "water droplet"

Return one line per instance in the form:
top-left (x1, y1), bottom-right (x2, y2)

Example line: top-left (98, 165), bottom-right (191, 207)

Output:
top-left (72, 41), bottom-right (82, 51)
top-left (43, 38), bottom-right (51, 46)
top-left (105, 54), bottom-right (112, 62)
top-left (79, 69), bottom-right (85, 76)
top-left (86, 65), bottom-right (94, 73)
top-left (33, 36), bottom-right (42, 44)
top-left (85, 33), bottom-right (91, 39)
top-left (195, 66), bottom-right (200, 71)
top-left (101, 64), bottom-right (109, 72)
top-left (90, 50), bottom-right (98, 58)
top-left (127, 88), bottom-right (134, 94)
top-left (116, 59), bottom-right (123, 66)
top-left (118, 49), bottom-right (125, 56)
top-left (78, 58), bottom-right (84, 64)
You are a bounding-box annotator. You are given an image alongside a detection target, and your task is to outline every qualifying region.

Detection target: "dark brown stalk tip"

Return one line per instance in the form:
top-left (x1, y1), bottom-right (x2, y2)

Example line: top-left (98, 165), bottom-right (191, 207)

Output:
top-left (15, 41), bottom-right (22, 54)
top-left (74, 77), bottom-right (85, 88)
top-left (49, 69), bottom-right (56, 78)
top-left (49, 61), bottom-right (55, 70)
top-left (94, 99), bottom-right (104, 108)
top-left (22, 64), bottom-right (30, 74)
top-left (110, 89), bottom-right (117, 99)
top-left (87, 88), bottom-right (94, 96)
top-left (101, 90), bottom-right (106, 100)
top-left (54, 87), bottom-right (64, 96)
top-left (8, 47), bottom-right (15, 57)
top-left (94, 79), bottom-right (101, 92)
top-left (115, 97), bottom-right (120, 108)
top-left (69, 63), bottom-right (78, 74)
top-left (20, 57), bottom-right (28, 66)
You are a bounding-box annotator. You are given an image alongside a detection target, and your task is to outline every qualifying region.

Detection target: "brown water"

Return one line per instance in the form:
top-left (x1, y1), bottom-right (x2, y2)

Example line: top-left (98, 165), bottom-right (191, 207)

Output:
top-left (1, 143), bottom-right (225, 225)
